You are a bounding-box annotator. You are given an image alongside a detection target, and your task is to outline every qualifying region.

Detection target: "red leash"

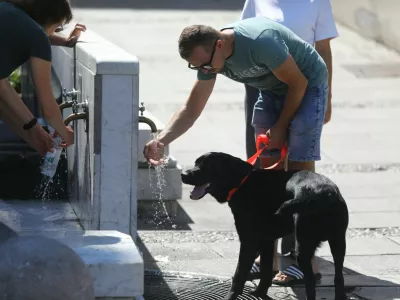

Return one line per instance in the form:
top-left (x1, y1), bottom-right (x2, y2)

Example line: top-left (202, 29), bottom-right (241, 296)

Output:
top-left (227, 134), bottom-right (288, 201)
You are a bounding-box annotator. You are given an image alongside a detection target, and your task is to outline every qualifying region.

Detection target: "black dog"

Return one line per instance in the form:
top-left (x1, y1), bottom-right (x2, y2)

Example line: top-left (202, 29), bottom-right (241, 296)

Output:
top-left (181, 152), bottom-right (349, 300)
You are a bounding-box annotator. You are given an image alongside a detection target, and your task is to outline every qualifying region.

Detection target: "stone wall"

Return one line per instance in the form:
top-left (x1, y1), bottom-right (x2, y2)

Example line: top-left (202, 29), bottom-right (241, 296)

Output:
top-left (332, 0), bottom-right (400, 53)
top-left (52, 29), bottom-right (140, 238)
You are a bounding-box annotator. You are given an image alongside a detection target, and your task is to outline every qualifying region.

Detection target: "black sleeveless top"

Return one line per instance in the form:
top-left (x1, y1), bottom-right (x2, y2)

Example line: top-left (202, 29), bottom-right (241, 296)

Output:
top-left (0, 2), bottom-right (51, 79)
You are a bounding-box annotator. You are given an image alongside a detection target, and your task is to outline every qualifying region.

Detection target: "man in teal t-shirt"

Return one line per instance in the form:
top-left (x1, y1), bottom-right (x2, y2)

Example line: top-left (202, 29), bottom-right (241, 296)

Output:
top-left (197, 17), bottom-right (327, 97)
top-left (144, 17), bottom-right (328, 174)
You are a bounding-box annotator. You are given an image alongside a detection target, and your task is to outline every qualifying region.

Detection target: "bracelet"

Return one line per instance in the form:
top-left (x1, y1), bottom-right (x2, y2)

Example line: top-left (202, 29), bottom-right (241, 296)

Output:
top-left (23, 117), bottom-right (38, 130)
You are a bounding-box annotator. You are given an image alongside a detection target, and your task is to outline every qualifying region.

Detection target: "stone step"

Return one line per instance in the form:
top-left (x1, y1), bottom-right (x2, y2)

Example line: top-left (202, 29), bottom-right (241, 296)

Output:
top-left (20, 230), bottom-right (144, 300)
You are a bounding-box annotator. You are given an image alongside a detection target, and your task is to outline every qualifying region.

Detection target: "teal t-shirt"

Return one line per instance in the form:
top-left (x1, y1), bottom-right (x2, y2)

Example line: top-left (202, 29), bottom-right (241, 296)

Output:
top-left (198, 17), bottom-right (328, 96)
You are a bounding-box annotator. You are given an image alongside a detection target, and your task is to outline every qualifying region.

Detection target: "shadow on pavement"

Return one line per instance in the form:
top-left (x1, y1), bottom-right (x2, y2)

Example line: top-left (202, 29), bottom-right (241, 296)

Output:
top-left (71, 0), bottom-right (244, 10)
top-left (266, 255), bottom-right (400, 300)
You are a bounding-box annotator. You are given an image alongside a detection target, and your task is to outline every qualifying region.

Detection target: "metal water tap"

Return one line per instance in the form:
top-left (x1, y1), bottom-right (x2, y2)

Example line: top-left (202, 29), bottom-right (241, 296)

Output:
top-left (138, 102), bottom-right (158, 133)
top-left (73, 99), bottom-right (88, 113)
top-left (139, 102), bottom-right (145, 116)
top-left (63, 88), bottom-right (78, 101)
top-left (60, 88), bottom-right (79, 112)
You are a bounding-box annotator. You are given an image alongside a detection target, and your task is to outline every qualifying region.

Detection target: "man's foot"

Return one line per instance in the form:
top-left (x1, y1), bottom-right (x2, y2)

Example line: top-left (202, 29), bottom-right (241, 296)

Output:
top-left (272, 265), bottom-right (322, 286)
top-left (247, 261), bottom-right (279, 281)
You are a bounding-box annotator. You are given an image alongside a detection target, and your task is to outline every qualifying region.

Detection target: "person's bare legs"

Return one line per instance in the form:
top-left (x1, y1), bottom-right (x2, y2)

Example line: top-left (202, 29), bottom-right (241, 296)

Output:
top-left (273, 160), bottom-right (319, 283)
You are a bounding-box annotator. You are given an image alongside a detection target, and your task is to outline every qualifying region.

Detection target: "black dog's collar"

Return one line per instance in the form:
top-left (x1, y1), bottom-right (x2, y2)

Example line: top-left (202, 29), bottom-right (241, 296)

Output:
top-left (227, 174), bottom-right (250, 201)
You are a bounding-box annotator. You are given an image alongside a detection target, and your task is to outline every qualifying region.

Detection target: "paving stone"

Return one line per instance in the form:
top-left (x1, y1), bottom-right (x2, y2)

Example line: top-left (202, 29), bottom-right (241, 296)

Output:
top-left (141, 242), bottom-right (222, 262)
top-left (351, 287), bottom-right (400, 300)
top-left (340, 255), bottom-right (400, 276)
top-left (349, 212), bottom-right (400, 229)
top-left (146, 259), bottom-right (239, 278)
top-left (321, 275), bottom-right (400, 287)
top-left (389, 237), bottom-right (400, 246)
top-left (317, 238), bottom-right (400, 257)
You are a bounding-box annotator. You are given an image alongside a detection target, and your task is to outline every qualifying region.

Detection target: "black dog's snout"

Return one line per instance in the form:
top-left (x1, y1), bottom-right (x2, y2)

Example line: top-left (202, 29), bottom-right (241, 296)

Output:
top-left (181, 171), bottom-right (191, 182)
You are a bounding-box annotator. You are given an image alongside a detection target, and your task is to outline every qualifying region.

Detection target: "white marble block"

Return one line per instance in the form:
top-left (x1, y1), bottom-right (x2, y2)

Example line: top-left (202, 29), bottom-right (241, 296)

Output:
top-left (45, 230), bottom-right (144, 299)
top-left (52, 29), bottom-right (140, 238)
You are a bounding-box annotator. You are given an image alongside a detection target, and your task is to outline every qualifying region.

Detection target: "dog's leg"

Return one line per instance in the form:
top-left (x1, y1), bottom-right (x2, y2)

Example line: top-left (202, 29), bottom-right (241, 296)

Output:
top-left (251, 240), bottom-right (274, 299)
top-left (328, 235), bottom-right (346, 300)
top-left (297, 242), bottom-right (318, 300)
top-left (225, 243), bottom-right (258, 300)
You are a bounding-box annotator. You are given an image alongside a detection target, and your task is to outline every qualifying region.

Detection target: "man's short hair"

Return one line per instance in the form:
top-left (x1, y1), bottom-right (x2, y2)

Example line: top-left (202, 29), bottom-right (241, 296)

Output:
top-left (178, 25), bottom-right (220, 59)
top-left (6, 0), bottom-right (73, 26)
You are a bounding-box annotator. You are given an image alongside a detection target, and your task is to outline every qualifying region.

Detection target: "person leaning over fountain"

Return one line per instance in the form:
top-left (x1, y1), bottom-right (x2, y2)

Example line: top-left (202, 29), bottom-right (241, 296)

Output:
top-left (144, 17), bottom-right (329, 175)
top-left (0, 0), bottom-right (85, 156)
top-left (240, 0), bottom-right (338, 285)
top-left (144, 18), bottom-right (328, 277)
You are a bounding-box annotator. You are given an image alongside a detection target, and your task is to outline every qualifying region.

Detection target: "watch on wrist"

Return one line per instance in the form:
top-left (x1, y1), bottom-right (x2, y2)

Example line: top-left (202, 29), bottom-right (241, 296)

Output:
top-left (23, 117), bottom-right (38, 130)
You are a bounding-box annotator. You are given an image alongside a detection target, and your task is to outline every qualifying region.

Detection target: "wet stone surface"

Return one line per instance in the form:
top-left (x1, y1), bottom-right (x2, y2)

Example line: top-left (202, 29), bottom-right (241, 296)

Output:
top-left (138, 227), bottom-right (400, 244)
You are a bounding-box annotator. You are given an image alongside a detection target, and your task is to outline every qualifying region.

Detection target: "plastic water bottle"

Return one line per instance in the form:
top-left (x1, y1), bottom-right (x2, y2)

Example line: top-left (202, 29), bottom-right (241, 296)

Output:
top-left (40, 125), bottom-right (63, 179)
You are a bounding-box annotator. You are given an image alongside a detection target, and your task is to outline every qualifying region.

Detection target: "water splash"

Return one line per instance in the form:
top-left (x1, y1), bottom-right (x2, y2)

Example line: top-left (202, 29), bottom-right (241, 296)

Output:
top-left (35, 177), bottom-right (53, 202)
top-left (34, 151), bottom-right (68, 230)
top-left (147, 133), bottom-right (177, 229)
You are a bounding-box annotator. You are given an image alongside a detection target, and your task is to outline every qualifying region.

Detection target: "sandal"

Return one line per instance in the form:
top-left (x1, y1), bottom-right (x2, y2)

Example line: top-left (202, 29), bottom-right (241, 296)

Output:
top-left (247, 261), bottom-right (279, 281)
top-left (272, 264), bottom-right (322, 286)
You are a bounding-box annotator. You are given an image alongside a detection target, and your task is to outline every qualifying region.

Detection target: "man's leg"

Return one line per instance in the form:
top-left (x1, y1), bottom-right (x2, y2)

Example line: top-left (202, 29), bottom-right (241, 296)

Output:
top-left (244, 84), bottom-right (261, 167)
top-left (247, 90), bottom-right (283, 280)
top-left (273, 82), bottom-right (328, 284)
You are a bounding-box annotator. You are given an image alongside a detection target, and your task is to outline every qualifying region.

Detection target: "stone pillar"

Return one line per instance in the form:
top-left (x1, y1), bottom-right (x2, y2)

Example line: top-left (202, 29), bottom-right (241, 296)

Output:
top-left (52, 30), bottom-right (140, 238)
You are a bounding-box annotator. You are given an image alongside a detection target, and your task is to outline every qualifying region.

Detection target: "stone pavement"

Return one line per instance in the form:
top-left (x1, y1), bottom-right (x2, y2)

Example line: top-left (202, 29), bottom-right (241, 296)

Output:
top-left (73, 4), bottom-right (400, 299)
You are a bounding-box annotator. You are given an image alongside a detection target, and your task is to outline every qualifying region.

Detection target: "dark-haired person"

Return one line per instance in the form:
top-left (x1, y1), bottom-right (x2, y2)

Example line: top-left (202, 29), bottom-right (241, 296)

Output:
top-left (0, 0), bottom-right (79, 156)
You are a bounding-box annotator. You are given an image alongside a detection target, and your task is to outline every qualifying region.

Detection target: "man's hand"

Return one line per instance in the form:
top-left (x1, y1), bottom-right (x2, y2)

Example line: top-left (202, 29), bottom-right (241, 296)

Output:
top-left (65, 23), bottom-right (87, 47)
top-left (324, 94), bottom-right (332, 124)
top-left (60, 126), bottom-right (75, 147)
top-left (143, 139), bottom-right (165, 166)
top-left (266, 126), bottom-right (287, 150)
top-left (27, 124), bottom-right (53, 157)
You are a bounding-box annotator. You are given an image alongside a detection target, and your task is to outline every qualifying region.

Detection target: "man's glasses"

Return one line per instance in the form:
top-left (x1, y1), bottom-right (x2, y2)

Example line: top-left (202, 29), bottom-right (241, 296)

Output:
top-left (188, 38), bottom-right (219, 71)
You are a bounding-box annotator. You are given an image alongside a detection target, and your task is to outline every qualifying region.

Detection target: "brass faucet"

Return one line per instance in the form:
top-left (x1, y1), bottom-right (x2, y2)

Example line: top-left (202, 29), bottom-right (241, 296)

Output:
top-left (59, 101), bottom-right (73, 112)
top-left (64, 112), bottom-right (87, 126)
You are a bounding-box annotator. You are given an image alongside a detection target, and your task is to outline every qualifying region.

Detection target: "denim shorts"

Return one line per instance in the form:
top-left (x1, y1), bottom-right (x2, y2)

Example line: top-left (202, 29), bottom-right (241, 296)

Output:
top-left (251, 82), bottom-right (328, 162)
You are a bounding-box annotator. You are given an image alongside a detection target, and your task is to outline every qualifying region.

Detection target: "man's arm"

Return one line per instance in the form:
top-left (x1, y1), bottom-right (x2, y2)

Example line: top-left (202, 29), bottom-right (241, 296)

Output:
top-left (252, 29), bottom-right (307, 128)
top-left (271, 55), bottom-right (308, 129)
top-left (315, 39), bottom-right (333, 123)
top-left (157, 78), bottom-right (216, 145)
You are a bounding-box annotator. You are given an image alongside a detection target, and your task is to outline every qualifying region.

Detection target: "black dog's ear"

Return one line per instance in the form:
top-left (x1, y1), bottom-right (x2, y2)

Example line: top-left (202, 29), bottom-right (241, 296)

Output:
top-left (195, 152), bottom-right (216, 167)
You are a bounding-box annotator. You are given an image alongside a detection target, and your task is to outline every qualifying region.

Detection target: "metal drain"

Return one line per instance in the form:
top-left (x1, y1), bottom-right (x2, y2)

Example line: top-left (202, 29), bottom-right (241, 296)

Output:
top-left (144, 271), bottom-right (264, 300)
